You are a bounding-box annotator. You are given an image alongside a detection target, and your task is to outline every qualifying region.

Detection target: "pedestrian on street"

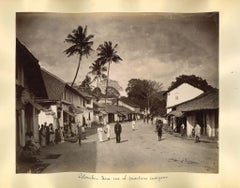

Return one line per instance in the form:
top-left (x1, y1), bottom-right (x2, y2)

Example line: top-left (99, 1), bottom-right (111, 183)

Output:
top-left (49, 124), bottom-right (55, 145)
top-left (155, 119), bottom-right (163, 141)
top-left (78, 125), bottom-right (82, 146)
top-left (131, 118), bottom-right (136, 131)
top-left (97, 124), bottom-right (104, 142)
top-left (87, 118), bottom-right (91, 128)
top-left (114, 121), bottom-right (122, 143)
top-left (40, 125), bottom-right (46, 147)
top-left (194, 121), bottom-right (201, 143)
top-left (106, 123), bottom-right (111, 140)
top-left (46, 124), bottom-right (50, 145)
top-left (181, 123), bottom-right (185, 136)
top-left (151, 115), bottom-right (154, 125)
top-left (82, 125), bottom-right (86, 139)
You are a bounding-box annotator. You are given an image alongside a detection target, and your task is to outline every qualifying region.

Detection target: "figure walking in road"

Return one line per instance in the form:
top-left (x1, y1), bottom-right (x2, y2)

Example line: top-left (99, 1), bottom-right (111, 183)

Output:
top-left (49, 124), bottom-right (55, 145)
top-left (97, 124), bottom-right (104, 142)
top-left (181, 123), bottom-right (185, 137)
top-left (78, 125), bottom-right (82, 146)
top-left (195, 121), bottom-right (201, 143)
top-left (114, 121), bottom-right (122, 143)
top-left (131, 118), bottom-right (136, 131)
top-left (40, 125), bottom-right (46, 147)
top-left (106, 123), bottom-right (111, 140)
top-left (155, 119), bottom-right (163, 141)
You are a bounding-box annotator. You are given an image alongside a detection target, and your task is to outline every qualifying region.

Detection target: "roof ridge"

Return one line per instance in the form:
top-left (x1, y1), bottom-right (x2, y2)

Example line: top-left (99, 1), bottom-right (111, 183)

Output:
top-left (175, 88), bottom-right (218, 107)
top-left (41, 67), bottom-right (66, 85)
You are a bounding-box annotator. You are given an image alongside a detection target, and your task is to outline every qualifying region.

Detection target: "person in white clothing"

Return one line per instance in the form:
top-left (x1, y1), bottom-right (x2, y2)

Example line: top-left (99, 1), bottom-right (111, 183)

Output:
top-left (131, 119), bottom-right (136, 131)
top-left (194, 121), bottom-right (201, 143)
top-left (97, 125), bottom-right (104, 142)
top-left (106, 123), bottom-right (111, 140)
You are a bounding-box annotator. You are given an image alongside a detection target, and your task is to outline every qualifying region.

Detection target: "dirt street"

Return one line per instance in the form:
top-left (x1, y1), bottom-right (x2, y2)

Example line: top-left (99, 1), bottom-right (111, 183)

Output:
top-left (40, 120), bottom-right (218, 173)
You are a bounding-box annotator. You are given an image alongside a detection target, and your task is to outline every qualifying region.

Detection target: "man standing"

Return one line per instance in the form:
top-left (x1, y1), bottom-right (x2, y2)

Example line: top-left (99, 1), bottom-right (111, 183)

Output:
top-left (114, 121), bottom-right (122, 143)
top-left (195, 121), bottom-right (201, 143)
top-left (131, 118), bottom-right (136, 131)
top-left (181, 123), bottom-right (185, 136)
top-left (78, 125), bottom-right (82, 146)
top-left (155, 119), bottom-right (163, 141)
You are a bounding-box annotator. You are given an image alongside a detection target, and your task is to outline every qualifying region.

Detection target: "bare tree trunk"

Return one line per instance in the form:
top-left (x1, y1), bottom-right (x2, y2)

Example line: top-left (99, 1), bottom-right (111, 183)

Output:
top-left (71, 55), bottom-right (82, 87)
top-left (105, 61), bottom-right (111, 104)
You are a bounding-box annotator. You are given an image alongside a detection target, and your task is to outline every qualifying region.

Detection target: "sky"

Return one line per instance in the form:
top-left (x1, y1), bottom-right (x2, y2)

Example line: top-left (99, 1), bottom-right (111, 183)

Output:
top-left (16, 12), bottom-right (219, 96)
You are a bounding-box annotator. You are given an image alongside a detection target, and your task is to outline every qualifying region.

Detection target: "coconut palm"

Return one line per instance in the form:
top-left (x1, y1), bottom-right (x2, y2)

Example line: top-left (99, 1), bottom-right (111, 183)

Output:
top-left (88, 60), bottom-right (107, 87)
top-left (96, 41), bottom-right (122, 103)
top-left (64, 25), bottom-right (94, 87)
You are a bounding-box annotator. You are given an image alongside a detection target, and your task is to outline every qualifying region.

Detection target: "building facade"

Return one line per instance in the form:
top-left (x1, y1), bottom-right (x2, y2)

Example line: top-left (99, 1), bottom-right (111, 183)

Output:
top-left (16, 39), bottom-right (48, 147)
top-left (37, 69), bottom-right (87, 134)
top-left (175, 89), bottom-right (219, 138)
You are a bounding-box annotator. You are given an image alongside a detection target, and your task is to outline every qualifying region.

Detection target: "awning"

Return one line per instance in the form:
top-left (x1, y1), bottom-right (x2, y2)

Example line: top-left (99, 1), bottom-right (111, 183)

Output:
top-left (69, 104), bottom-right (84, 114)
top-left (63, 110), bottom-right (75, 117)
top-left (117, 111), bottom-right (128, 116)
top-left (45, 110), bottom-right (55, 116)
top-left (167, 110), bottom-right (184, 117)
top-left (29, 100), bottom-right (47, 111)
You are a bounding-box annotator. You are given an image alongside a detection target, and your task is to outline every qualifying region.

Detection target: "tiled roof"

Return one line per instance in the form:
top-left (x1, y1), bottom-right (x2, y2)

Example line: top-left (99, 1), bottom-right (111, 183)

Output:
top-left (41, 68), bottom-right (66, 101)
top-left (77, 90), bottom-right (94, 99)
top-left (16, 39), bottom-right (48, 99)
top-left (176, 88), bottom-right (219, 112)
top-left (100, 104), bottom-right (135, 114)
top-left (119, 97), bottom-right (140, 108)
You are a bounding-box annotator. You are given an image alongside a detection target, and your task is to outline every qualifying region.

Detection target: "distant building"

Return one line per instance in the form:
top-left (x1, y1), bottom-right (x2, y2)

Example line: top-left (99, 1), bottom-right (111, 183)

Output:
top-left (37, 69), bottom-right (87, 132)
top-left (165, 80), bottom-right (218, 139)
top-left (175, 89), bottom-right (219, 138)
top-left (77, 90), bottom-right (95, 125)
top-left (16, 39), bottom-right (48, 147)
top-left (164, 82), bottom-right (205, 131)
top-left (99, 104), bottom-right (134, 123)
top-left (115, 97), bottom-right (141, 120)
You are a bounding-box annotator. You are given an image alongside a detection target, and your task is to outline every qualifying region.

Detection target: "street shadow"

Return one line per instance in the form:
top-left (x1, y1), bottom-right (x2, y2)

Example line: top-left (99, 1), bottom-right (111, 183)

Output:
top-left (120, 139), bottom-right (128, 143)
top-left (76, 141), bottom-right (97, 172)
top-left (159, 138), bottom-right (166, 141)
top-left (21, 141), bottom-right (98, 173)
top-left (85, 127), bottom-right (97, 137)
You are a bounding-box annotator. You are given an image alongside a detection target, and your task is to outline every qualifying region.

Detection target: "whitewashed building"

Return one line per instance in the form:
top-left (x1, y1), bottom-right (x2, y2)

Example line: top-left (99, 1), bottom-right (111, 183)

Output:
top-left (175, 89), bottom-right (219, 138)
top-left (37, 69), bottom-right (87, 133)
top-left (166, 82), bottom-right (204, 114)
top-left (16, 39), bottom-right (48, 147)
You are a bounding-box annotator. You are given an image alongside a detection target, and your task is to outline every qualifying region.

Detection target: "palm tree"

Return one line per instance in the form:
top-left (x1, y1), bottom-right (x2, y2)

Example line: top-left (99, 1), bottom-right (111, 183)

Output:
top-left (64, 25), bottom-right (94, 87)
top-left (88, 60), bottom-right (107, 87)
top-left (96, 41), bottom-right (122, 103)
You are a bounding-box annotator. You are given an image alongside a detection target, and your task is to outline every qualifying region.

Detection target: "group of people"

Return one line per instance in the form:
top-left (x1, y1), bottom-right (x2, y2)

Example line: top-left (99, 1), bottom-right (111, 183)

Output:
top-left (81, 117), bottom-right (202, 145)
top-left (39, 123), bottom-right (64, 147)
top-left (97, 118), bottom-right (111, 142)
top-left (96, 118), bottom-right (122, 143)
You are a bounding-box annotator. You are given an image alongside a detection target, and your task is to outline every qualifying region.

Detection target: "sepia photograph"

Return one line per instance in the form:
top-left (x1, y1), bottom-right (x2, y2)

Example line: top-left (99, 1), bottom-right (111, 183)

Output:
top-left (16, 12), bottom-right (219, 174)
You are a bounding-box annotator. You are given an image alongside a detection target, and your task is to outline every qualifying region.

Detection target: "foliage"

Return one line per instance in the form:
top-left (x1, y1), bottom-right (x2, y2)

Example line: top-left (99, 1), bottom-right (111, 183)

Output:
top-left (88, 60), bottom-right (107, 87)
top-left (96, 41), bottom-right (122, 66)
top-left (77, 75), bottom-right (92, 93)
top-left (96, 41), bottom-right (122, 103)
top-left (126, 79), bottom-right (165, 115)
top-left (92, 87), bottom-right (103, 99)
top-left (64, 25), bottom-right (94, 87)
top-left (98, 78), bottom-right (123, 94)
top-left (168, 74), bottom-right (213, 92)
top-left (106, 86), bottom-right (120, 98)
